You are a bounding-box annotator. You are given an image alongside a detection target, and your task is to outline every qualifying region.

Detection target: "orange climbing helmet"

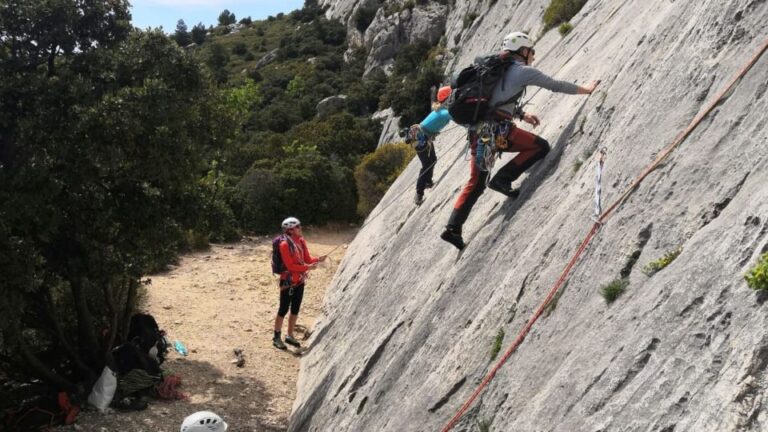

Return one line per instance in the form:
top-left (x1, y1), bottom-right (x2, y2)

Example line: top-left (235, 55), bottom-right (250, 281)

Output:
top-left (437, 86), bottom-right (452, 103)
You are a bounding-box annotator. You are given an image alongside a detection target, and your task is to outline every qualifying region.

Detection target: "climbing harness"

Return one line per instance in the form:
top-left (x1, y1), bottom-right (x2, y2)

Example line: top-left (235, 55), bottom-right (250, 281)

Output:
top-left (440, 36), bottom-right (768, 432)
top-left (593, 147), bottom-right (607, 220)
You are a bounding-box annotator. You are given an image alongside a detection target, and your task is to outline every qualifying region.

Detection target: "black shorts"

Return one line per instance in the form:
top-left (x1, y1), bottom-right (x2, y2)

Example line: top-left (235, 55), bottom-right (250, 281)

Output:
top-left (277, 283), bottom-right (305, 317)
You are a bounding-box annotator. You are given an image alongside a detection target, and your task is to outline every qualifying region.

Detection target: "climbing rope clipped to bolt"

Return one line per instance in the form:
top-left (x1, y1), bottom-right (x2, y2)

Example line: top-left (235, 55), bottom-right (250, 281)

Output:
top-left (440, 36), bottom-right (768, 432)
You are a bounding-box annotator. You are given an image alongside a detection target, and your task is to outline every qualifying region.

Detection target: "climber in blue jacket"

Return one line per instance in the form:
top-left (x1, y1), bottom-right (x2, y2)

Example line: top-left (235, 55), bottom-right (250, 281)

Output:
top-left (409, 86), bottom-right (453, 205)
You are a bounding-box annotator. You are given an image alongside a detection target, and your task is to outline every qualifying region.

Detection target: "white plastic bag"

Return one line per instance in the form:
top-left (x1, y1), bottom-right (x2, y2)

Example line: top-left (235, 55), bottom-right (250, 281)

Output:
top-left (88, 366), bottom-right (117, 412)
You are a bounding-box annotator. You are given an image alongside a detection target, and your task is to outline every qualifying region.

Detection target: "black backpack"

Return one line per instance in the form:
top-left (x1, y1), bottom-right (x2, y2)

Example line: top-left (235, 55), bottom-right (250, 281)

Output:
top-left (126, 313), bottom-right (168, 365)
top-left (447, 52), bottom-right (514, 125)
top-left (271, 235), bottom-right (295, 276)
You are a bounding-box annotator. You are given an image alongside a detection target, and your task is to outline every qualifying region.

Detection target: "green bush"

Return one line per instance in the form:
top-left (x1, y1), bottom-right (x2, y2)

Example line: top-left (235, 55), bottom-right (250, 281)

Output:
top-left (543, 0), bottom-right (587, 31)
top-left (354, 5), bottom-right (379, 32)
top-left (463, 12), bottom-right (478, 29)
top-left (354, 143), bottom-right (415, 216)
top-left (558, 22), bottom-right (573, 36)
top-left (745, 253), bottom-right (768, 291)
top-left (490, 328), bottom-right (505, 360)
top-left (601, 279), bottom-right (628, 303)
top-left (643, 247), bottom-right (682, 276)
top-left (235, 151), bottom-right (356, 233)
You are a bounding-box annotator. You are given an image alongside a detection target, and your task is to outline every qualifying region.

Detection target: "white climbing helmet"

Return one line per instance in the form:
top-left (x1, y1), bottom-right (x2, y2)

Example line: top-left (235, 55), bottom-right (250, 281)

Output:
top-left (281, 216), bottom-right (301, 232)
top-left (502, 31), bottom-right (534, 52)
top-left (180, 411), bottom-right (228, 432)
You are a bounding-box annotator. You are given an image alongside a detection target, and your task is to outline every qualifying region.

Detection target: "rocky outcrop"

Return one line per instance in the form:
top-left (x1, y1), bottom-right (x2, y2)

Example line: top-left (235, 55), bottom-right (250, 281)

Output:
top-left (372, 108), bottom-right (401, 147)
top-left (254, 48), bottom-right (279, 69)
top-left (293, 0), bottom-right (768, 431)
top-left (362, 4), bottom-right (448, 75)
top-left (316, 95), bottom-right (348, 119)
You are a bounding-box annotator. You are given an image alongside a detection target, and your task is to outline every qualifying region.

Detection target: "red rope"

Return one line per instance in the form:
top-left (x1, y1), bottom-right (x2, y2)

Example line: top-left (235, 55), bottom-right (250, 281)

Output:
top-left (440, 36), bottom-right (768, 432)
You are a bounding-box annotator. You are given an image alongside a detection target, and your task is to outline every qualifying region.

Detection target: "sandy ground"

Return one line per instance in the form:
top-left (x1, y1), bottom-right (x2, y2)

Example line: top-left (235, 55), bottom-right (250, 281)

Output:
top-left (60, 227), bottom-right (355, 432)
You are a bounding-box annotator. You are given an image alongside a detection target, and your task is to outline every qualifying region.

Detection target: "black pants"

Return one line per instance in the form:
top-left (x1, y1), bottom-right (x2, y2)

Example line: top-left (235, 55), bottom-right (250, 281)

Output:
top-left (277, 283), bottom-right (305, 317)
top-left (447, 125), bottom-right (550, 231)
top-left (416, 143), bottom-right (437, 195)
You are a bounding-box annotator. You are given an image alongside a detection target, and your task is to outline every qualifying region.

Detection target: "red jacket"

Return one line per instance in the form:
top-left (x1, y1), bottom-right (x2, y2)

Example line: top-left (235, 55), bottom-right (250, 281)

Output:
top-left (279, 235), bottom-right (318, 285)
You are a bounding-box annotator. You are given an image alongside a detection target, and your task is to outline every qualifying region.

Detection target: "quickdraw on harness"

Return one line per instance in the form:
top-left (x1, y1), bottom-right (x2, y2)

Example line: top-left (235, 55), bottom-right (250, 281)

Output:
top-left (593, 147), bottom-right (607, 221)
top-left (407, 124), bottom-right (436, 156)
top-left (474, 121), bottom-right (512, 176)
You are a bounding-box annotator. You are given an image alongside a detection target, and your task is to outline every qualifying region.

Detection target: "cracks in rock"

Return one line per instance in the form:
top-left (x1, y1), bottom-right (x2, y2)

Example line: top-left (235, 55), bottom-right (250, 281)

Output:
top-left (620, 224), bottom-right (652, 278)
top-left (700, 172), bottom-right (749, 228)
top-left (428, 376), bottom-right (467, 413)
top-left (732, 340), bottom-right (768, 430)
top-left (592, 339), bottom-right (660, 414)
top-left (678, 295), bottom-right (704, 318)
top-left (739, 215), bottom-right (768, 267)
top-left (348, 321), bottom-right (404, 400)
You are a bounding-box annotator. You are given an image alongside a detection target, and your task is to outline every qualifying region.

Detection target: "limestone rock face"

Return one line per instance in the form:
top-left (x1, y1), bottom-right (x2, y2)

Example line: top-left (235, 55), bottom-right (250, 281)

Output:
top-left (372, 107), bottom-right (402, 148)
top-left (296, 1), bottom-right (768, 431)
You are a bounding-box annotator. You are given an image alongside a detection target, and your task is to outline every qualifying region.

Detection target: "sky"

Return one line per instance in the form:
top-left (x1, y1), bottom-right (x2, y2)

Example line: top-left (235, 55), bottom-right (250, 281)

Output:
top-left (130, 0), bottom-right (306, 32)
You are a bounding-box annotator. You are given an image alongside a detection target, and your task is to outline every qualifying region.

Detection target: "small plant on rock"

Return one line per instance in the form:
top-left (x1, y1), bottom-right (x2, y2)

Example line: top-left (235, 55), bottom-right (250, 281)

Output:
top-left (745, 252), bottom-right (768, 291)
top-left (643, 247), bottom-right (682, 276)
top-left (601, 279), bottom-right (628, 303)
top-left (558, 22), bottom-right (573, 36)
top-left (490, 328), bottom-right (505, 360)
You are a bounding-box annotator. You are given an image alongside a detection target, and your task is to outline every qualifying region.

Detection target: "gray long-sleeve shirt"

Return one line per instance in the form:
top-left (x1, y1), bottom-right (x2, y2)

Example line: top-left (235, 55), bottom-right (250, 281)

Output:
top-left (489, 60), bottom-right (581, 113)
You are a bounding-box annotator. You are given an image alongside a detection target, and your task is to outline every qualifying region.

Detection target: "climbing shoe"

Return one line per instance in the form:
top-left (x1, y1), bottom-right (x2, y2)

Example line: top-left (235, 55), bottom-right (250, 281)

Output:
top-left (272, 336), bottom-right (287, 350)
top-left (415, 193), bottom-right (424, 206)
top-left (440, 228), bottom-right (465, 250)
top-left (285, 335), bottom-right (301, 348)
top-left (488, 179), bottom-right (520, 199)
top-left (424, 180), bottom-right (434, 189)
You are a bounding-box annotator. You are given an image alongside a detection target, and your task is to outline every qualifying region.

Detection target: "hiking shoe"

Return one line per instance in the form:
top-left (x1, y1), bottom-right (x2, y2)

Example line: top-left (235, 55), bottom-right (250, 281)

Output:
top-left (285, 335), bottom-right (301, 348)
top-left (424, 180), bottom-right (434, 189)
top-left (488, 179), bottom-right (520, 199)
top-left (440, 228), bottom-right (465, 250)
top-left (415, 193), bottom-right (424, 206)
top-left (273, 337), bottom-right (287, 350)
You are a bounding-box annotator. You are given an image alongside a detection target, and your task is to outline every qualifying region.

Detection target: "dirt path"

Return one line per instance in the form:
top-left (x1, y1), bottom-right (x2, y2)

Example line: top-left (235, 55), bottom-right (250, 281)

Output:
top-left (64, 227), bottom-right (355, 432)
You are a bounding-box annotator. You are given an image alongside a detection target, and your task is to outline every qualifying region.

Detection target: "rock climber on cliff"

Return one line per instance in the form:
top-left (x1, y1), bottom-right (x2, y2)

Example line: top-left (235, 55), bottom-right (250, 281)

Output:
top-left (441, 32), bottom-right (600, 250)
top-left (406, 85), bottom-right (454, 205)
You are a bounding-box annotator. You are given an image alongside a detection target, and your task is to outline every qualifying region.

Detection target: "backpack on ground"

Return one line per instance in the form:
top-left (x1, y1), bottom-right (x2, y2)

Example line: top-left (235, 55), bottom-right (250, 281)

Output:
top-left (126, 313), bottom-right (168, 368)
top-left (271, 235), bottom-right (295, 276)
top-left (447, 52), bottom-right (514, 125)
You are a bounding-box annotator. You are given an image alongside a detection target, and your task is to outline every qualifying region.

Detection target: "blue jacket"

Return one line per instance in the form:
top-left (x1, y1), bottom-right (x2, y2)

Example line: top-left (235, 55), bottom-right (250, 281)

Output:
top-left (419, 108), bottom-right (452, 136)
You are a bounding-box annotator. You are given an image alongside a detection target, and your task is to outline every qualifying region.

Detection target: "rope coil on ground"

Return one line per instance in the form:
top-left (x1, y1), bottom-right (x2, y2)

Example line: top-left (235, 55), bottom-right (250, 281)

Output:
top-left (440, 36), bottom-right (768, 432)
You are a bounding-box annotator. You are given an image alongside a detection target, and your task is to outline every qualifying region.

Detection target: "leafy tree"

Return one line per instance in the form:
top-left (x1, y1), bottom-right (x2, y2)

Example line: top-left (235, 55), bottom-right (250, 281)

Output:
top-left (173, 19), bottom-right (192, 46)
top-left (207, 42), bottom-right (230, 83)
top-left (191, 22), bottom-right (207, 45)
top-left (354, 143), bottom-right (415, 216)
top-left (218, 9), bottom-right (236, 26)
top-left (0, 1), bottom-right (243, 396)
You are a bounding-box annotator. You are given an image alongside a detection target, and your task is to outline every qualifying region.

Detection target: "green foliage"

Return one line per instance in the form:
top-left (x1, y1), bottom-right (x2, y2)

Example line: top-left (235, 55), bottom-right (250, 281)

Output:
top-left (601, 279), bottom-right (629, 303)
top-left (543, 0), bottom-right (587, 32)
top-left (490, 328), bottom-right (505, 360)
top-left (477, 417), bottom-right (494, 432)
top-left (463, 12), bottom-right (479, 29)
top-left (354, 143), bottom-right (415, 216)
top-left (558, 22), bottom-right (574, 36)
top-left (0, 0), bottom-right (242, 394)
top-left (381, 41), bottom-right (445, 127)
top-left (191, 22), bottom-right (207, 45)
top-left (234, 150), bottom-right (356, 233)
top-left (643, 247), bottom-right (682, 276)
top-left (232, 41), bottom-right (249, 56)
top-left (207, 42), bottom-right (231, 82)
top-left (354, 5), bottom-right (379, 32)
top-left (745, 253), bottom-right (768, 291)
top-left (218, 9), bottom-right (236, 26)
top-left (174, 19), bottom-right (192, 46)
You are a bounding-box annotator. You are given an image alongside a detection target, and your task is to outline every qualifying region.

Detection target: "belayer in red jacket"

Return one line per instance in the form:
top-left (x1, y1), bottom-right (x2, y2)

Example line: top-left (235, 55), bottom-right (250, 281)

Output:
top-left (272, 217), bottom-right (325, 350)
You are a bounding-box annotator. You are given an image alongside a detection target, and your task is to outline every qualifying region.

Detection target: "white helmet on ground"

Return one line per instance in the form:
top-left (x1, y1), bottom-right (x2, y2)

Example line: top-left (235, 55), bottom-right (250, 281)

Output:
top-left (180, 411), bottom-right (228, 432)
top-left (502, 31), bottom-right (534, 52)
top-left (281, 216), bottom-right (301, 232)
